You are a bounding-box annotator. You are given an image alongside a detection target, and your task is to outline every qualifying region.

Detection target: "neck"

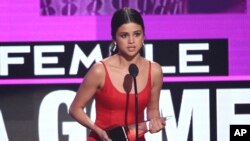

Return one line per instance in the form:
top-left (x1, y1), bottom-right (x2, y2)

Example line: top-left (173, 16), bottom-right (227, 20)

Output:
top-left (116, 54), bottom-right (142, 67)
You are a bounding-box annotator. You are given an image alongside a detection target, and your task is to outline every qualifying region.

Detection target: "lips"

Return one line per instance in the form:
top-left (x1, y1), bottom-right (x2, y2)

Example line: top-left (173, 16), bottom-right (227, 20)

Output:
top-left (127, 46), bottom-right (136, 51)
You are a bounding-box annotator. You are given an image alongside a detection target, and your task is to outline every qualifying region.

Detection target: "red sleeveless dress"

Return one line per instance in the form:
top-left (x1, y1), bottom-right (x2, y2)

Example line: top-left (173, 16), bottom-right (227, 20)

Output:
top-left (87, 61), bottom-right (151, 141)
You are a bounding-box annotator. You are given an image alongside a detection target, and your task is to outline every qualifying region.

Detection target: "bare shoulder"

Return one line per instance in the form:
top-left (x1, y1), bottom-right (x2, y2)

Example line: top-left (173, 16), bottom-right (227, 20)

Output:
top-left (82, 61), bottom-right (106, 89)
top-left (85, 61), bottom-right (105, 79)
top-left (150, 61), bottom-right (163, 75)
top-left (148, 61), bottom-right (163, 90)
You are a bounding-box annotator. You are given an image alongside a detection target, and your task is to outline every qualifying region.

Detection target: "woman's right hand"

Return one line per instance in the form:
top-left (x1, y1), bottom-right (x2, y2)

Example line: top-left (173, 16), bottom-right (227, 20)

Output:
top-left (96, 129), bottom-right (112, 141)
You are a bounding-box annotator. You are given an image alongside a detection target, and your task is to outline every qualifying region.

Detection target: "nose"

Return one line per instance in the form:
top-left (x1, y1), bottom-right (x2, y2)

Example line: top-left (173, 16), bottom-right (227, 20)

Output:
top-left (128, 36), bottom-right (134, 44)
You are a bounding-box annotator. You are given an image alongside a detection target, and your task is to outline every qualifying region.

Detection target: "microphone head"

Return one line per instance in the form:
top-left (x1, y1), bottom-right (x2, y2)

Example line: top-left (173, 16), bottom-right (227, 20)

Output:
top-left (129, 63), bottom-right (139, 78)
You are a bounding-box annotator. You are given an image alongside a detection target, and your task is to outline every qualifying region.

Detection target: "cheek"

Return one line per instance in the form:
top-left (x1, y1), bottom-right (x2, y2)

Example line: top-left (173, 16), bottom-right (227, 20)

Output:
top-left (136, 37), bottom-right (143, 43)
top-left (117, 40), bottom-right (127, 48)
top-left (136, 39), bottom-right (143, 46)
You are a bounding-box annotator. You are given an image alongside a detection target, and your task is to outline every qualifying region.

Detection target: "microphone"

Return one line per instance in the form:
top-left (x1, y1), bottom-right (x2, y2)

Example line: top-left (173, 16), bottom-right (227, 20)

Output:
top-left (128, 63), bottom-right (139, 141)
top-left (129, 64), bottom-right (138, 78)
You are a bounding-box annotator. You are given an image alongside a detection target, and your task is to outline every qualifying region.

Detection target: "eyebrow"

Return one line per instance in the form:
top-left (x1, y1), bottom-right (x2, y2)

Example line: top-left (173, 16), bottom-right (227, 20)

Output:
top-left (119, 30), bottom-right (142, 34)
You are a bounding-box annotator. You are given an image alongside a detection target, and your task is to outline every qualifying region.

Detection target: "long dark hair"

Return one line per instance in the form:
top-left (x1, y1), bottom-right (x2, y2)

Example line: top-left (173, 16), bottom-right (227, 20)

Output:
top-left (110, 7), bottom-right (145, 56)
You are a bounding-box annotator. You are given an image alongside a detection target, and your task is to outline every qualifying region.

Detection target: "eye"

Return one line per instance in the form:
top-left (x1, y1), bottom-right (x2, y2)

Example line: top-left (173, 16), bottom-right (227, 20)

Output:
top-left (134, 32), bottom-right (142, 37)
top-left (120, 33), bottom-right (128, 38)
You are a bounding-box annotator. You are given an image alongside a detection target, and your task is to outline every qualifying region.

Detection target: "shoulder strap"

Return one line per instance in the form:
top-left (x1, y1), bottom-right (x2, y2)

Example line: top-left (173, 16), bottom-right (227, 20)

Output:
top-left (148, 61), bottom-right (152, 84)
top-left (100, 61), bottom-right (108, 73)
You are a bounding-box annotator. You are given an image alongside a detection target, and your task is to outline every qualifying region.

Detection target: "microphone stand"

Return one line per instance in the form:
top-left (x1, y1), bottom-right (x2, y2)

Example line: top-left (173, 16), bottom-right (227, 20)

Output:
top-left (132, 76), bottom-right (139, 141)
top-left (129, 63), bottom-right (139, 141)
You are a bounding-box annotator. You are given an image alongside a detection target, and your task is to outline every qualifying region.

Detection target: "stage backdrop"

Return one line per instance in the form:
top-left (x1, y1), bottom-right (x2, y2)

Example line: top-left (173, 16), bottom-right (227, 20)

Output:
top-left (0, 0), bottom-right (250, 141)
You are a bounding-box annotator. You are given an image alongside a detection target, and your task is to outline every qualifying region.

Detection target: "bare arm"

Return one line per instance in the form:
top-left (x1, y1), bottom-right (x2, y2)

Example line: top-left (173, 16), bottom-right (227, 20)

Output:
top-left (69, 62), bottom-right (111, 140)
top-left (147, 62), bottom-right (163, 119)
top-left (146, 62), bottom-right (165, 133)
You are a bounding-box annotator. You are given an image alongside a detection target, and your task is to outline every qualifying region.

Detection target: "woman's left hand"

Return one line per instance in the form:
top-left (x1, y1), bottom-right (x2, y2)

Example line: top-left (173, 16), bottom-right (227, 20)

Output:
top-left (148, 117), bottom-right (166, 133)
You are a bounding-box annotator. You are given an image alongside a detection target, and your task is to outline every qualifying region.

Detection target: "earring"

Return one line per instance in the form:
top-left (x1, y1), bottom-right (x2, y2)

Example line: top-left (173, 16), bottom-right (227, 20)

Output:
top-left (113, 42), bottom-right (117, 52)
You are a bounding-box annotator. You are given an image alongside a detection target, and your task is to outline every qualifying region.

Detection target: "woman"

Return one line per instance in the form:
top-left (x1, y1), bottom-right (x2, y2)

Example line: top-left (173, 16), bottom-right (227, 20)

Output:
top-left (69, 7), bottom-right (166, 141)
